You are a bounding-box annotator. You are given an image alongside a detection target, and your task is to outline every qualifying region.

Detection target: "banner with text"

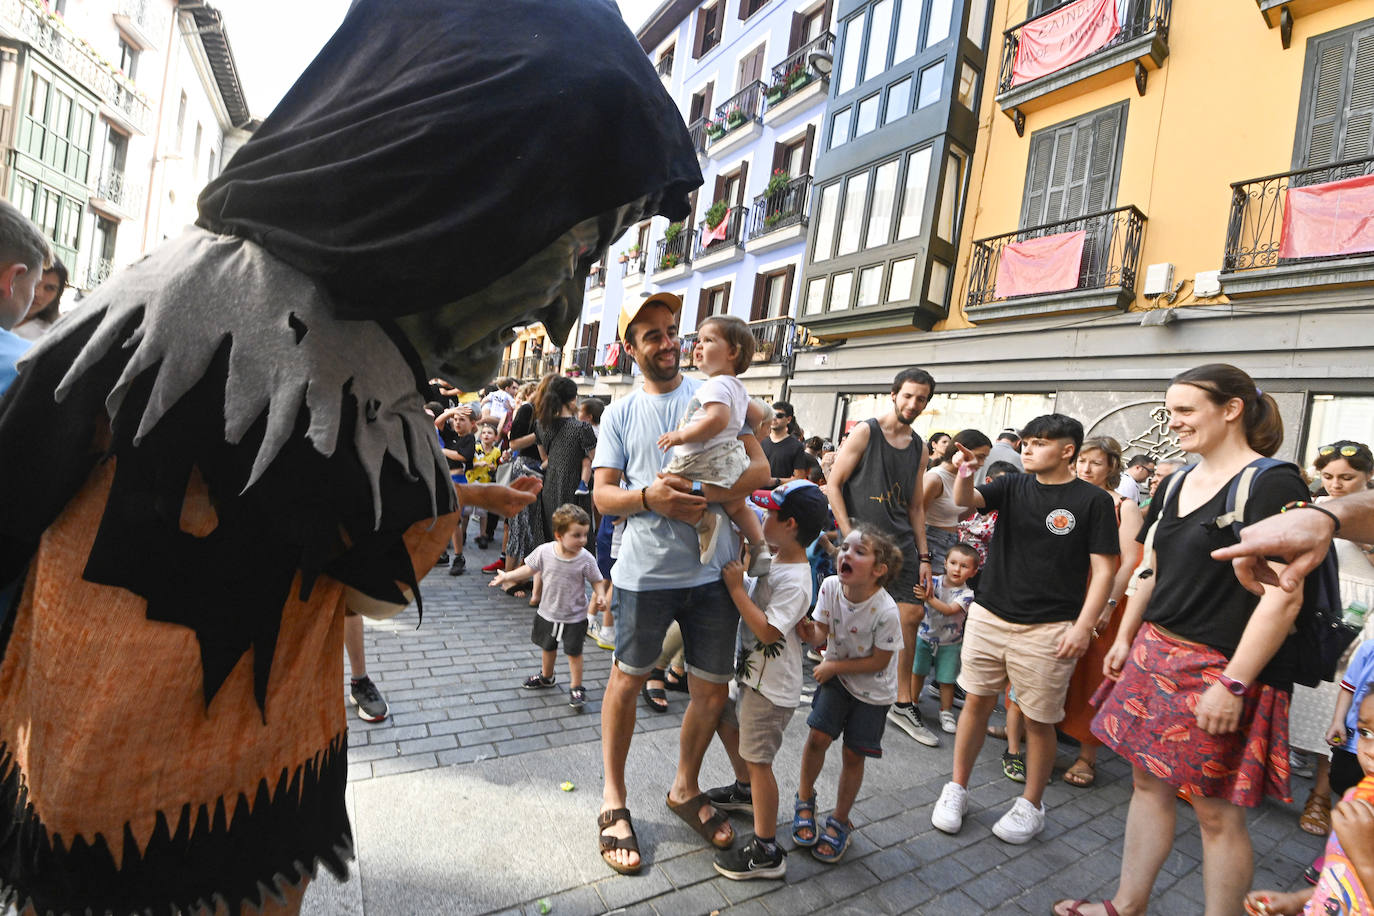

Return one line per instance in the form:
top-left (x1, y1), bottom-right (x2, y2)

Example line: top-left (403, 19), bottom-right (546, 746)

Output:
top-left (1012, 0), bottom-right (1121, 87)
top-left (994, 230), bottom-right (1086, 299)
top-left (1278, 172), bottom-right (1374, 260)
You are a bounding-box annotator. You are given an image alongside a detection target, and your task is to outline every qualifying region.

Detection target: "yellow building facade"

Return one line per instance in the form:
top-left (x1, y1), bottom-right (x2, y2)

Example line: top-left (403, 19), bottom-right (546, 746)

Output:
top-left (788, 0), bottom-right (1374, 463)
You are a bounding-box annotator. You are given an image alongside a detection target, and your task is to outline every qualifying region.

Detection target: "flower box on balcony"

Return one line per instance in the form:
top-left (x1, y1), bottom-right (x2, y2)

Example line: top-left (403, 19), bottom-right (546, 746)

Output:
top-left (725, 108), bottom-right (746, 129)
top-left (765, 84), bottom-right (788, 106)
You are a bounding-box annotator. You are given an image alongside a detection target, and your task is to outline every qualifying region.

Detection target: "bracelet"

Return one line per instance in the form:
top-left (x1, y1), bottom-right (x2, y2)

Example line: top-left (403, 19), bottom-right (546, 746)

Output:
top-left (919, 554), bottom-right (932, 564)
top-left (640, 487), bottom-right (650, 512)
top-left (1280, 500), bottom-right (1341, 535)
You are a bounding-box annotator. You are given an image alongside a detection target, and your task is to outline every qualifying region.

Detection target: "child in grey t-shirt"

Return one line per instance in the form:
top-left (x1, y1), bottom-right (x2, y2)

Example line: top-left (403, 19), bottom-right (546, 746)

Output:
top-left (490, 504), bottom-right (608, 709)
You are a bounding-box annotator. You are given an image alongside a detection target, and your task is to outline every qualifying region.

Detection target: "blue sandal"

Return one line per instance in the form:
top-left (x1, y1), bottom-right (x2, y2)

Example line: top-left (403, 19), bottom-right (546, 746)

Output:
top-left (791, 793), bottom-right (818, 847)
top-left (811, 816), bottom-right (851, 863)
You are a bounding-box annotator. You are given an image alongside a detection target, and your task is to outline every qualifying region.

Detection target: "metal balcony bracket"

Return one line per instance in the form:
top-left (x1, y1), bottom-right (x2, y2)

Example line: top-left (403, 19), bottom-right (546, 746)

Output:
top-left (1009, 107), bottom-right (1026, 137)
top-left (1280, 6), bottom-right (1293, 49)
top-left (1134, 62), bottom-right (1147, 96)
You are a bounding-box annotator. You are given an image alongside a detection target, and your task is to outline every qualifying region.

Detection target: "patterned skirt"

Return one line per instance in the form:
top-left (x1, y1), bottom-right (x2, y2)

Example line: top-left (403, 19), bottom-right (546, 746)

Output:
top-left (1091, 623), bottom-right (1292, 807)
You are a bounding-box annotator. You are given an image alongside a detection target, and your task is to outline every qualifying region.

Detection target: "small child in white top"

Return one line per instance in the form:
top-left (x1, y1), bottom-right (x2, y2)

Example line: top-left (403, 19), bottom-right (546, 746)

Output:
top-left (656, 315), bottom-right (771, 575)
top-left (910, 543), bottom-right (979, 738)
top-left (792, 524), bottom-right (904, 865)
top-left (490, 504), bottom-right (608, 710)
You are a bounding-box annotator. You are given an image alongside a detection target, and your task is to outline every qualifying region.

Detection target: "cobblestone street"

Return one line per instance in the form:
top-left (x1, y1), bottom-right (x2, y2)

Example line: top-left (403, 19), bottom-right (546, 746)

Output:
top-left (302, 537), bottom-right (1328, 915)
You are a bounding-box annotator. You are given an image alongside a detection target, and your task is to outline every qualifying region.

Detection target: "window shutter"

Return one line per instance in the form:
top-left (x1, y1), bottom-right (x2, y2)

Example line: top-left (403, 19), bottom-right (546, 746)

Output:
top-left (771, 141), bottom-right (787, 174)
top-left (1305, 36), bottom-right (1349, 167)
top-left (1083, 104), bottom-right (1123, 214)
top-left (694, 9), bottom-right (708, 57)
top-left (1343, 30), bottom-right (1374, 162)
top-left (697, 288), bottom-right (711, 328)
top-left (1020, 130), bottom-right (1056, 227)
top-left (1041, 124), bottom-right (1077, 224)
top-left (751, 274), bottom-right (767, 320)
top-left (737, 160), bottom-right (749, 205)
top-left (722, 281), bottom-right (733, 315)
top-left (822, 0), bottom-right (833, 30)
top-left (781, 264), bottom-right (796, 317)
top-left (801, 124), bottom-right (816, 174)
top-left (789, 12), bottom-right (805, 52)
top-left (704, 81), bottom-right (714, 116)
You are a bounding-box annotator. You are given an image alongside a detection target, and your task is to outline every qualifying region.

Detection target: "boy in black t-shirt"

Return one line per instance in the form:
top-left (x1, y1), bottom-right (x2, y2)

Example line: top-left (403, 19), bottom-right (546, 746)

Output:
top-left (439, 406), bottom-right (478, 575)
top-left (930, 414), bottom-right (1118, 846)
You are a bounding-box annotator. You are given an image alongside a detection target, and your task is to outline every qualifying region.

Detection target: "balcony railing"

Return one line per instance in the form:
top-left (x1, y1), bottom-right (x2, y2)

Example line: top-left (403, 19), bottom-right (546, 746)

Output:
top-left (687, 117), bottom-right (707, 155)
top-left (84, 257), bottom-right (114, 289)
top-left (588, 264), bottom-right (607, 290)
top-left (540, 349), bottom-right (562, 377)
top-left (966, 205), bottom-right (1147, 308)
top-left (114, 0), bottom-right (167, 49)
top-left (748, 316), bottom-right (794, 365)
top-left (679, 331), bottom-right (698, 368)
top-left (707, 81), bottom-right (766, 140)
top-left (621, 250), bottom-right (646, 278)
top-left (656, 53), bottom-right (674, 77)
top-left (1223, 155), bottom-right (1374, 273)
top-left (766, 32), bottom-right (833, 103)
top-left (654, 228), bottom-right (692, 272)
top-left (519, 355), bottom-right (541, 379)
top-left (95, 167), bottom-right (141, 216)
top-left (498, 358), bottom-right (518, 379)
top-left (996, 0), bottom-right (1172, 95)
top-left (747, 175), bottom-right (811, 239)
top-left (696, 206), bottom-right (748, 258)
top-left (568, 346), bottom-right (595, 376)
top-left (0, 0), bottom-right (152, 133)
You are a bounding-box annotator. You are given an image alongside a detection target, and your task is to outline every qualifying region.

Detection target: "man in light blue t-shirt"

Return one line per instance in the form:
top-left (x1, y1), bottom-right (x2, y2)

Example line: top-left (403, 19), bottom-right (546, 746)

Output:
top-left (592, 292), bottom-right (768, 875)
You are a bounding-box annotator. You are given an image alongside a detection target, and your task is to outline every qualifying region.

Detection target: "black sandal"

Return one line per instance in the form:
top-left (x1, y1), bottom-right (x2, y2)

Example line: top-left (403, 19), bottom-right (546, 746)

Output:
top-left (598, 807), bottom-right (642, 876)
top-left (642, 668), bottom-right (669, 713)
top-left (502, 584), bottom-right (528, 599)
top-left (663, 667), bottom-right (689, 693)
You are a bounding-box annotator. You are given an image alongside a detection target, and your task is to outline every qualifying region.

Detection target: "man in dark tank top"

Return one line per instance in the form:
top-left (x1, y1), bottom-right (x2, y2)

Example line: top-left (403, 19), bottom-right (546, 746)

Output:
top-left (824, 367), bottom-right (936, 742)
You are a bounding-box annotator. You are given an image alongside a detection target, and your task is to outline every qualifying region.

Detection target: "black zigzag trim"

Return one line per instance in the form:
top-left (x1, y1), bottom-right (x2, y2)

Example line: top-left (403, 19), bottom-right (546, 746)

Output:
top-left (0, 734), bottom-right (351, 916)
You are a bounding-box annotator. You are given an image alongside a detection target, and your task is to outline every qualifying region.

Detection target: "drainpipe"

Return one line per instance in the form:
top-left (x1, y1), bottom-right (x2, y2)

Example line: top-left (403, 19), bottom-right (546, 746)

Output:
top-left (140, 0), bottom-right (180, 253)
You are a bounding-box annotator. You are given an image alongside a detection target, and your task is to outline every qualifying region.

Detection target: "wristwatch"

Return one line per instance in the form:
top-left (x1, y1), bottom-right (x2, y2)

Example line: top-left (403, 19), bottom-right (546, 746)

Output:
top-left (691, 480), bottom-right (704, 494)
top-left (1217, 673), bottom-right (1248, 696)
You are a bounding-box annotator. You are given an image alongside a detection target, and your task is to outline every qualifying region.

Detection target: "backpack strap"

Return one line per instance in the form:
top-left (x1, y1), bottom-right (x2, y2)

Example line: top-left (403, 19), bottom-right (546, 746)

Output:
top-left (1127, 464), bottom-right (1191, 597)
top-left (1211, 457), bottom-right (1293, 538)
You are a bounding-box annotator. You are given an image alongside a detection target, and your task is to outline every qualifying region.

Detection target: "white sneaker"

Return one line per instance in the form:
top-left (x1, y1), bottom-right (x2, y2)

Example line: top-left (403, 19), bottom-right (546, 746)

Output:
top-left (939, 709), bottom-right (957, 734)
top-left (595, 625), bottom-right (616, 651)
top-left (931, 782), bottom-right (967, 834)
top-left (888, 705), bottom-right (940, 747)
top-left (992, 797), bottom-right (1046, 845)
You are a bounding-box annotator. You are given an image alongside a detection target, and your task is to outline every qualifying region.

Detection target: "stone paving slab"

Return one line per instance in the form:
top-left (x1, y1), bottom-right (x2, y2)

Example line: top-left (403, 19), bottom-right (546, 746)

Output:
top-left (297, 536), bottom-right (1328, 915)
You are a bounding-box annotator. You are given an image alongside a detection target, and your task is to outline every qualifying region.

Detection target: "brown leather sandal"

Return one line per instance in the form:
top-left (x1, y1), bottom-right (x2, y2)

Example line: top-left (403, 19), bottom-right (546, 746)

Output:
top-left (598, 807), bottom-right (642, 876)
top-left (666, 792), bottom-right (734, 849)
top-left (1299, 789), bottom-right (1332, 835)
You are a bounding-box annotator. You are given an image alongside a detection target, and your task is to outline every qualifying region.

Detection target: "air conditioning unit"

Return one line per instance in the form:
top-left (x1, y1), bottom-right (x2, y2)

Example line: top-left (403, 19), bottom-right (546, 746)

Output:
top-left (1143, 262), bottom-right (1175, 297)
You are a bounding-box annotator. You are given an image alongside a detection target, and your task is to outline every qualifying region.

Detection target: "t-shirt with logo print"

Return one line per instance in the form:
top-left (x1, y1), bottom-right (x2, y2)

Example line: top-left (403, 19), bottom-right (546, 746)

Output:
top-left (811, 576), bottom-right (904, 705)
top-left (974, 473), bottom-right (1119, 625)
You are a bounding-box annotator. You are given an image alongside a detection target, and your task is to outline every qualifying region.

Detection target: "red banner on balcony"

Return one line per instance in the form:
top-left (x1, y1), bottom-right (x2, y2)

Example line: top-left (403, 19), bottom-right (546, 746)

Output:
top-left (994, 230), bottom-right (1086, 299)
top-left (1278, 172), bottom-right (1374, 260)
top-left (703, 208), bottom-right (732, 243)
top-left (1011, 0), bottom-right (1121, 87)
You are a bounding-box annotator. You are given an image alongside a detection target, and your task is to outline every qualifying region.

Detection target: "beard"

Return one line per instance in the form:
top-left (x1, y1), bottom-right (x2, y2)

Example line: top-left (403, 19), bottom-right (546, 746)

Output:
top-left (639, 347), bottom-right (681, 383)
top-left (894, 408), bottom-right (919, 427)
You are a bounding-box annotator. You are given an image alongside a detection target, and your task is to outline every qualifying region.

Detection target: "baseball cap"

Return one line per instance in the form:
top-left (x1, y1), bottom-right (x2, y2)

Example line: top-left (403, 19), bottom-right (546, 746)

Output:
top-left (749, 479), bottom-right (832, 544)
top-left (618, 291), bottom-right (683, 342)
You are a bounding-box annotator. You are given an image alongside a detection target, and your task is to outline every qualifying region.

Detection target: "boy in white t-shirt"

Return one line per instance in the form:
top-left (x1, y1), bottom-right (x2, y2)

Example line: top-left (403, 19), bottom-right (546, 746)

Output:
top-left (656, 315), bottom-right (770, 575)
top-left (907, 543), bottom-right (979, 745)
top-left (490, 504), bottom-right (609, 710)
top-left (793, 524), bottom-right (904, 865)
top-left (706, 481), bottom-right (832, 881)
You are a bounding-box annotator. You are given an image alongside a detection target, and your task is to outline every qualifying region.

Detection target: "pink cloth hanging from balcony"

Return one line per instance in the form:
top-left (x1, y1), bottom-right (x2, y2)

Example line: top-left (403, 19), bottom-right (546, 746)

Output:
top-left (1278, 172), bottom-right (1374, 260)
top-left (1011, 0), bottom-right (1121, 87)
top-left (994, 230), bottom-right (1086, 299)
top-left (703, 208), bottom-right (732, 243)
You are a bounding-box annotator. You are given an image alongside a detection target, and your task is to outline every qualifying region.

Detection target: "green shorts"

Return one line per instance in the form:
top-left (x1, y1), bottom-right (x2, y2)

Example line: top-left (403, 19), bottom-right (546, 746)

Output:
top-left (913, 638), bottom-right (961, 684)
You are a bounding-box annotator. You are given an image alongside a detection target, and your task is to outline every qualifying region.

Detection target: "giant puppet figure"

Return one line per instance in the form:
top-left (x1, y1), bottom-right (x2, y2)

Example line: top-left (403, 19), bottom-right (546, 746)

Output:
top-left (0, 1), bottom-right (702, 912)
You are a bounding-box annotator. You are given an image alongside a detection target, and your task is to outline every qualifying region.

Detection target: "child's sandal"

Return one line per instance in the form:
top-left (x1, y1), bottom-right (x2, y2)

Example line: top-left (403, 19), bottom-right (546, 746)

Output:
top-left (791, 793), bottom-right (818, 847)
top-left (811, 816), bottom-right (851, 863)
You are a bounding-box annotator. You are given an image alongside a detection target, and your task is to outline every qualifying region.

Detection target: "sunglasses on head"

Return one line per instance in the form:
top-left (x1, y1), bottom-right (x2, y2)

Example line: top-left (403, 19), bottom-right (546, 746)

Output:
top-left (1319, 444), bottom-right (1365, 457)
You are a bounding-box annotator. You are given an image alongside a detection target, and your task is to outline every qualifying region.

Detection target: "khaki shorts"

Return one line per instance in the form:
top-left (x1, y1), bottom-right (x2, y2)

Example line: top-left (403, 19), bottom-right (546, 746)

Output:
top-left (721, 686), bottom-right (796, 764)
top-left (957, 602), bottom-right (1077, 725)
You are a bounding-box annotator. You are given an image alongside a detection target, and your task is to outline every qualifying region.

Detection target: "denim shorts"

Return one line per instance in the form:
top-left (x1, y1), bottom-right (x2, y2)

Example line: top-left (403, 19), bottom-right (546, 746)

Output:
top-left (806, 679), bottom-right (890, 758)
top-left (611, 581), bottom-right (736, 683)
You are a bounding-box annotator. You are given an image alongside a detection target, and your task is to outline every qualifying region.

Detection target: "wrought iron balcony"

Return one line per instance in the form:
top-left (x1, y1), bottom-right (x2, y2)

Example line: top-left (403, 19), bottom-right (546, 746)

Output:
top-left (654, 228), bottom-right (692, 272)
top-left (679, 331), bottom-right (698, 369)
top-left (1223, 155), bottom-right (1374, 273)
top-left (84, 257), bottom-right (114, 289)
top-left (568, 346), bottom-right (595, 377)
top-left (540, 349), bottom-right (562, 377)
top-left (747, 175), bottom-right (811, 239)
top-left (706, 81), bottom-right (766, 141)
top-left (498, 358), bottom-right (518, 379)
top-left (766, 32), bottom-right (833, 105)
top-left (695, 206), bottom-right (748, 259)
top-left (588, 264), bottom-right (606, 290)
top-left (519, 355), bottom-right (541, 379)
top-left (114, 0), bottom-right (167, 49)
top-left (656, 53), bottom-right (674, 77)
top-left (687, 118), bottom-right (707, 155)
top-left (996, 0), bottom-right (1172, 97)
top-left (747, 316), bottom-right (794, 365)
top-left (94, 167), bottom-right (141, 217)
top-left (966, 205), bottom-right (1146, 316)
top-left (0, 0), bottom-right (153, 133)
top-left (620, 250), bottom-right (646, 278)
